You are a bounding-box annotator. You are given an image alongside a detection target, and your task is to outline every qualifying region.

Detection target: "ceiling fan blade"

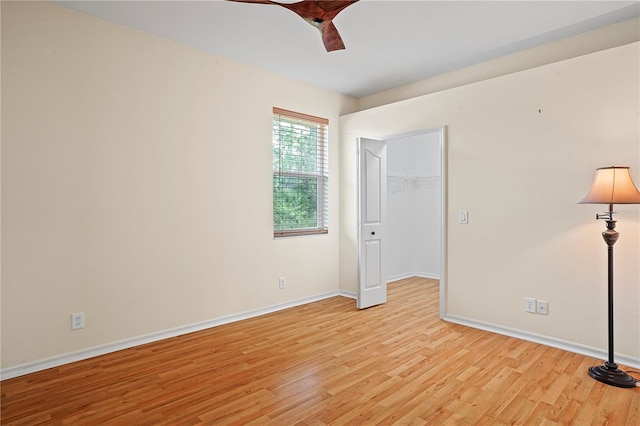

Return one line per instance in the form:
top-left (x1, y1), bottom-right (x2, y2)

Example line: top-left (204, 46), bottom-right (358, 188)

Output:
top-left (320, 21), bottom-right (345, 52)
top-left (282, 1), bottom-right (359, 21)
top-left (227, 0), bottom-right (359, 51)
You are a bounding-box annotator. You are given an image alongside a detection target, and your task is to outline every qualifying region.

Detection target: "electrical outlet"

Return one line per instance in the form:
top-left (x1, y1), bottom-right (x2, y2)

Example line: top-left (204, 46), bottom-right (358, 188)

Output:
top-left (525, 297), bottom-right (536, 313)
top-left (71, 312), bottom-right (84, 330)
top-left (536, 300), bottom-right (549, 315)
top-left (279, 277), bottom-right (286, 289)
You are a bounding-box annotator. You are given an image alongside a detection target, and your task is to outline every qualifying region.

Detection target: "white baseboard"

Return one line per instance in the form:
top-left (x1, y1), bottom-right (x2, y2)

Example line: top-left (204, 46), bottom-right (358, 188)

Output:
top-left (1, 290), bottom-right (350, 380)
top-left (444, 314), bottom-right (640, 370)
top-left (7, 294), bottom-right (635, 380)
top-left (338, 289), bottom-right (357, 299)
top-left (388, 272), bottom-right (440, 283)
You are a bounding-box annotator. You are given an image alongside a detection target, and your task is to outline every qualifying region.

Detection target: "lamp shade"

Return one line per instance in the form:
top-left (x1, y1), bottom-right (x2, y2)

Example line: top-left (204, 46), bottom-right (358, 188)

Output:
top-left (579, 166), bottom-right (640, 204)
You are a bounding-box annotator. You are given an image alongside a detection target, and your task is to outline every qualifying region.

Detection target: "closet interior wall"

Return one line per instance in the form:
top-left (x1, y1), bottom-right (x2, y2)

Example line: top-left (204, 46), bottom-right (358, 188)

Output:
top-left (386, 133), bottom-right (441, 282)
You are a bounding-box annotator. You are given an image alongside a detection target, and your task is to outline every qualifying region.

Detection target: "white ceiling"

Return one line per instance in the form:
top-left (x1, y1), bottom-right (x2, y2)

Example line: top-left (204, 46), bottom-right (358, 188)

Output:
top-left (55, 0), bottom-right (639, 98)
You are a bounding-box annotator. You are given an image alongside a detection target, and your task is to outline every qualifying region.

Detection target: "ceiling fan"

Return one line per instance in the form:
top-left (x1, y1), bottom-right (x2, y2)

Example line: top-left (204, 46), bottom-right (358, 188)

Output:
top-left (227, 0), bottom-right (359, 52)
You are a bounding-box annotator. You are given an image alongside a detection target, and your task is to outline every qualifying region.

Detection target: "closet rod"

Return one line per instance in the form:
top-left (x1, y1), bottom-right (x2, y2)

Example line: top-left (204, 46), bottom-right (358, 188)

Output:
top-left (387, 172), bottom-right (440, 180)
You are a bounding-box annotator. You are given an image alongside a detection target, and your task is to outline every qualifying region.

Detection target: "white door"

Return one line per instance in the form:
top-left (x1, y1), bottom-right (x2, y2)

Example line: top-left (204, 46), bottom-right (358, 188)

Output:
top-left (357, 138), bottom-right (387, 309)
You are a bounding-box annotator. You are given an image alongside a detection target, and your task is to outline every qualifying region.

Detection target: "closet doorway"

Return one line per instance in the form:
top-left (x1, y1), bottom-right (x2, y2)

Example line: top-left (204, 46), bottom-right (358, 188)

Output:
top-left (357, 127), bottom-right (446, 316)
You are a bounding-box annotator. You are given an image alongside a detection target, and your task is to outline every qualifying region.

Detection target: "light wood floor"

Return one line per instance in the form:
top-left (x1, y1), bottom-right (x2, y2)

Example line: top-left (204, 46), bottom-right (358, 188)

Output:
top-left (2, 277), bottom-right (638, 425)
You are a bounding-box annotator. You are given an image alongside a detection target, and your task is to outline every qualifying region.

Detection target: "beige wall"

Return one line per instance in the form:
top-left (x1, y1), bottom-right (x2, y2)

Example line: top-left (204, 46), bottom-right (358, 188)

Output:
top-left (340, 42), bottom-right (640, 362)
top-left (1, 2), bottom-right (356, 369)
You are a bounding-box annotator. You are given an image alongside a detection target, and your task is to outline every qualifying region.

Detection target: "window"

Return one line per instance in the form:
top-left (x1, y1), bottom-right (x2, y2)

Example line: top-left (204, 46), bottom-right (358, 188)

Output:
top-left (273, 107), bottom-right (328, 238)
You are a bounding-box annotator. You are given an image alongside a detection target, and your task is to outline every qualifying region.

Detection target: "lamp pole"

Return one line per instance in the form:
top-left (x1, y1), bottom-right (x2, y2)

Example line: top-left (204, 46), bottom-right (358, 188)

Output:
top-left (601, 207), bottom-right (617, 367)
top-left (587, 205), bottom-right (636, 388)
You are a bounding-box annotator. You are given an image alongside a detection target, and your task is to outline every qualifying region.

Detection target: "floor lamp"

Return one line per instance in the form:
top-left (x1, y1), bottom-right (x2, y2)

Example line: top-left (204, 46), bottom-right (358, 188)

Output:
top-left (579, 166), bottom-right (640, 388)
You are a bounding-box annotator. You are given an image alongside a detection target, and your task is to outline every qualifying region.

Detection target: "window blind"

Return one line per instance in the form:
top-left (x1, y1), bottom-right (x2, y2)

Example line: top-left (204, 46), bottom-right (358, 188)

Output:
top-left (273, 107), bottom-right (328, 238)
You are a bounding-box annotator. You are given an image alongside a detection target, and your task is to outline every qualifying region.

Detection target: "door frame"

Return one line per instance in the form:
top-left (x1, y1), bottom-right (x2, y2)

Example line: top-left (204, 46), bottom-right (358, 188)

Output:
top-left (358, 126), bottom-right (447, 319)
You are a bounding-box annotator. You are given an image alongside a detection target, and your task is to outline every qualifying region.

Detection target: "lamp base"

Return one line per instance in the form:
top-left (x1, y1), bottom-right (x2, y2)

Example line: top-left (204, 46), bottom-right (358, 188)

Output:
top-left (588, 362), bottom-right (637, 388)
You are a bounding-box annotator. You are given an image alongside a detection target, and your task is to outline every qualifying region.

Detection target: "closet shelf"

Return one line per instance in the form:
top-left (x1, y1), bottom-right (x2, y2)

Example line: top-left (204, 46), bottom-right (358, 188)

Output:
top-left (387, 172), bottom-right (440, 181)
top-left (387, 172), bottom-right (441, 193)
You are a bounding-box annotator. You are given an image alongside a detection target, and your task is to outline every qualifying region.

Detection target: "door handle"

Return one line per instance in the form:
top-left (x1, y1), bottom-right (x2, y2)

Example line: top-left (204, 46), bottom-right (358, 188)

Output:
top-left (371, 231), bottom-right (376, 236)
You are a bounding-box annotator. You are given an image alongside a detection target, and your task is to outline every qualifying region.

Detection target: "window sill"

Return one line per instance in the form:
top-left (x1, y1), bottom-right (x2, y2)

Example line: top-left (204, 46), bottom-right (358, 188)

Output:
top-left (274, 229), bottom-right (328, 238)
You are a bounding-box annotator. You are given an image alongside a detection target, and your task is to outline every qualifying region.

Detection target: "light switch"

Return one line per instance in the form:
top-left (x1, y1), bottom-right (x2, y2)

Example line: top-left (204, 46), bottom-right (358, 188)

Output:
top-left (459, 211), bottom-right (468, 224)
